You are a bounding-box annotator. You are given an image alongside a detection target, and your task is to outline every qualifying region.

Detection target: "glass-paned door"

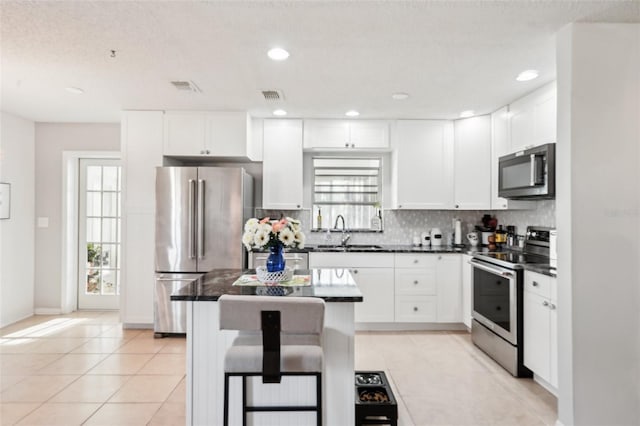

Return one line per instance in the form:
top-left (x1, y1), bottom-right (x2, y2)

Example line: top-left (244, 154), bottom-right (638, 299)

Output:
top-left (78, 159), bottom-right (122, 310)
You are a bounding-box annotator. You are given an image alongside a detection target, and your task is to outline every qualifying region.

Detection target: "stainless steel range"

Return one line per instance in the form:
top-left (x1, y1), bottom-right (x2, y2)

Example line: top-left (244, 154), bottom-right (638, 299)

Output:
top-left (470, 226), bottom-right (552, 377)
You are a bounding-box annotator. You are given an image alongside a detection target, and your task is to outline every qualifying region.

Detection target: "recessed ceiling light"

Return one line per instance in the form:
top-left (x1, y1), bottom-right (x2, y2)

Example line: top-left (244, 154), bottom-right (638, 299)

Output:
top-left (273, 109), bottom-right (287, 116)
top-left (267, 47), bottom-right (290, 61)
top-left (345, 110), bottom-right (360, 117)
top-left (65, 87), bottom-right (84, 95)
top-left (516, 70), bottom-right (539, 82)
top-left (392, 92), bottom-right (410, 100)
top-left (459, 110), bottom-right (474, 118)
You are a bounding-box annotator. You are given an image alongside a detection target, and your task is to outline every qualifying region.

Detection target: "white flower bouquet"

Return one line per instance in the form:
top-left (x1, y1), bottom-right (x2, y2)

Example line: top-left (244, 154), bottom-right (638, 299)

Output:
top-left (242, 217), bottom-right (306, 251)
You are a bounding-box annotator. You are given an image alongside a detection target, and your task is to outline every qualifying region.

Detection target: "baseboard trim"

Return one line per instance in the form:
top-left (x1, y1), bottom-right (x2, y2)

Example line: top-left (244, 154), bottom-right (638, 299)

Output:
top-left (123, 323), bottom-right (153, 330)
top-left (355, 322), bottom-right (468, 332)
top-left (34, 308), bottom-right (63, 315)
top-left (0, 312), bottom-right (35, 329)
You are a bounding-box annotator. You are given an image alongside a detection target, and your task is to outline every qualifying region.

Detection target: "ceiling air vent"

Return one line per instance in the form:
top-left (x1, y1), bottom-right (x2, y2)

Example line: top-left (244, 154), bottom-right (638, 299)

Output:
top-left (170, 80), bottom-right (202, 93)
top-left (261, 89), bottom-right (284, 101)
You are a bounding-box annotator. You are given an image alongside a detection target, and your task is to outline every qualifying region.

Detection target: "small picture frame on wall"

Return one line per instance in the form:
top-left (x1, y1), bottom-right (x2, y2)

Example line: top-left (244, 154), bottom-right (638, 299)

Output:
top-left (0, 183), bottom-right (10, 219)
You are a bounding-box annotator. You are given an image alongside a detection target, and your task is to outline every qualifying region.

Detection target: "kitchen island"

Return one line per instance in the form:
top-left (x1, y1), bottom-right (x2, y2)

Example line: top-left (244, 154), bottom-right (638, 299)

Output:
top-left (171, 268), bottom-right (363, 426)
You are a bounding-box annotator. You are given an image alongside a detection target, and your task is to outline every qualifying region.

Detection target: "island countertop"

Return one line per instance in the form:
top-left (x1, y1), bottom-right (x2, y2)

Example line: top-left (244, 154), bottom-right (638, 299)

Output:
top-left (170, 268), bottom-right (363, 302)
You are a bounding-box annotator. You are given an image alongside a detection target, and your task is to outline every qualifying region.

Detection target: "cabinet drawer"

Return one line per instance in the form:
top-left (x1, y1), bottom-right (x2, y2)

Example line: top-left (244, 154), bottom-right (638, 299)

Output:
top-left (395, 296), bottom-right (437, 322)
top-left (395, 270), bottom-right (436, 295)
top-left (395, 253), bottom-right (438, 269)
top-left (309, 252), bottom-right (394, 268)
top-left (524, 271), bottom-right (551, 299)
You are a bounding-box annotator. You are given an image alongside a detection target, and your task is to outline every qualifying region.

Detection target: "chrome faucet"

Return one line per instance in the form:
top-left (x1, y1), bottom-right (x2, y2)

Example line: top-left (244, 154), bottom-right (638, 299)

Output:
top-left (334, 215), bottom-right (351, 246)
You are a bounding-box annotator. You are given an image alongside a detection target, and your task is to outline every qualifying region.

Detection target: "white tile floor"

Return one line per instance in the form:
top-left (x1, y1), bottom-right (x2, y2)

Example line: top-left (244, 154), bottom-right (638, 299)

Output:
top-left (0, 311), bottom-right (557, 425)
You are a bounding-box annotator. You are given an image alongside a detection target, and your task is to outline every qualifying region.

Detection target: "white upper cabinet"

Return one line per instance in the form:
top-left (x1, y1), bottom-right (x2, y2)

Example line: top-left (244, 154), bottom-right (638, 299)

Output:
top-left (393, 120), bottom-right (454, 209)
top-left (509, 81), bottom-right (557, 153)
top-left (262, 119), bottom-right (303, 210)
top-left (453, 115), bottom-right (491, 210)
top-left (163, 111), bottom-right (254, 159)
top-left (303, 119), bottom-right (389, 150)
top-left (490, 107), bottom-right (534, 210)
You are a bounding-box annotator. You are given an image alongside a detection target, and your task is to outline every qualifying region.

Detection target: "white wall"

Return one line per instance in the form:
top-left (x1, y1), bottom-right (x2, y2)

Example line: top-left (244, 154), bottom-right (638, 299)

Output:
top-left (557, 23), bottom-right (640, 425)
top-left (0, 112), bottom-right (35, 327)
top-left (34, 123), bottom-right (120, 312)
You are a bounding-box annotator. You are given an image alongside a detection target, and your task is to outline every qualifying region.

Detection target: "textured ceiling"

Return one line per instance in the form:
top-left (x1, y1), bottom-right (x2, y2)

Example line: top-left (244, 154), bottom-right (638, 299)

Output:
top-left (1, 0), bottom-right (638, 123)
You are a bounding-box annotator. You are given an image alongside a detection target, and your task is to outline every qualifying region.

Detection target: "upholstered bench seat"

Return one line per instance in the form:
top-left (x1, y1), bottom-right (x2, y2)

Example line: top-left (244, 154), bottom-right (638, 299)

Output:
top-left (225, 344), bottom-right (323, 373)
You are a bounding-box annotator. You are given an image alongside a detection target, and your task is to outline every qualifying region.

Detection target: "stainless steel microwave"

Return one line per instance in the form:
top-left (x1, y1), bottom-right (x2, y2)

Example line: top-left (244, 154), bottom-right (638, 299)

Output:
top-left (498, 143), bottom-right (555, 199)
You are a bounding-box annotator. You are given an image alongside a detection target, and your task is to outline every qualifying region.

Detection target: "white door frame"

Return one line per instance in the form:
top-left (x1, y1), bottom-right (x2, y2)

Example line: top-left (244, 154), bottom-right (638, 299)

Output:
top-left (61, 150), bottom-right (120, 314)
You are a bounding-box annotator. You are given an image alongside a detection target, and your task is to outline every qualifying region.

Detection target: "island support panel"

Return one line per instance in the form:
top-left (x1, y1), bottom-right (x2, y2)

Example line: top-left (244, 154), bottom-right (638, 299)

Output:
top-left (186, 301), bottom-right (355, 426)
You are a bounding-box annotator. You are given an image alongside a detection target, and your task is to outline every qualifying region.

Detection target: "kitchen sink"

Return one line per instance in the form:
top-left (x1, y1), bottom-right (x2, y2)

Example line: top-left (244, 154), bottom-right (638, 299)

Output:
top-left (315, 244), bottom-right (383, 250)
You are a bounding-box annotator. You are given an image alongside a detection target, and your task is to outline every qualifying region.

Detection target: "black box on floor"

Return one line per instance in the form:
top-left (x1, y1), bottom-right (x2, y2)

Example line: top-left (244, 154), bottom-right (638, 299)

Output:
top-left (355, 371), bottom-right (398, 426)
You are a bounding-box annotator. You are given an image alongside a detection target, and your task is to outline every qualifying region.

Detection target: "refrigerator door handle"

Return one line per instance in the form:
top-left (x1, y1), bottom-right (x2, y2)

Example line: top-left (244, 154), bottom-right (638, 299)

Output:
top-left (188, 179), bottom-right (196, 259)
top-left (197, 179), bottom-right (205, 259)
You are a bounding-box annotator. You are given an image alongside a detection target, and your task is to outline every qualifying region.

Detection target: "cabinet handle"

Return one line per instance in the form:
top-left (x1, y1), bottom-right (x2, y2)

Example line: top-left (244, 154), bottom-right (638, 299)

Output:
top-left (532, 281), bottom-right (539, 287)
top-left (413, 280), bottom-right (418, 285)
top-left (455, 204), bottom-right (459, 208)
top-left (345, 143), bottom-right (349, 148)
top-left (502, 204), bottom-right (507, 208)
top-left (413, 306), bottom-right (418, 312)
top-left (438, 255), bottom-right (442, 260)
top-left (549, 303), bottom-right (556, 310)
top-left (398, 205), bottom-right (402, 209)
top-left (413, 259), bottom-right (418, 264)
top-left (205, 149), bottom-right (210, 154)
top-left (351, 143), bottom-right (355, 148)
top-left (200, 150), bottom-right (204, 154)
top-left (352, 269), bottom-right (358, 274)
top-left (542, 300), bottom-right (549, 307)
top-left (296, 204), bottom-right (301, 208)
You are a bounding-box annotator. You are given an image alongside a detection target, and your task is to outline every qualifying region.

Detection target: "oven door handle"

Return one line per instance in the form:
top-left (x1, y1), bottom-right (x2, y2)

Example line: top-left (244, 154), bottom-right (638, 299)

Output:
top-left (469, 259), bottom-right (515, 278)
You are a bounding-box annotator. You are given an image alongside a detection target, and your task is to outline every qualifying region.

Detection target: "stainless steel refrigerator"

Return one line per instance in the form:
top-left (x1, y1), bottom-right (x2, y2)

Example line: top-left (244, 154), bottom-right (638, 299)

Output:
top-left (154, 167), bottom-right (253, 336)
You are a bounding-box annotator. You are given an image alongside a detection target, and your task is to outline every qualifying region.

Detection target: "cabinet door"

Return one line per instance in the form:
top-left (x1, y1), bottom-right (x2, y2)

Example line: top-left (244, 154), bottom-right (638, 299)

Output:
top-left (549, 277), bottom-right (558, 388)
top-left (509, 81), bottom-right (556, 153)
top-left (523, 291), bottom-right (551, 382)
top-left (303, 120), bottom-right (350, 149)
top-left (533, 85), bottom-right (557, 146)
top-left (394, 120), bottom-right (454, 209)
top-left (490, 108), bottom-right (535, 210)
top-left (206, 112), bottom-right (250, 157)
top-left (509, 104), bottom-right (534, 153)
top-left (453, 116), bottom-right (491, 209)
top-left (262, 119), bottom-right (303, 209)
top-left (461, 254), bottom-right (472, 328)
top-left (436, 255), bottom-right (462, 322)
top-left (349, 121), bottom-right (389, 149)
top-left (163, 112), bottom-right (207, 156)
top-left (352, 267), bottom-right (395, 322)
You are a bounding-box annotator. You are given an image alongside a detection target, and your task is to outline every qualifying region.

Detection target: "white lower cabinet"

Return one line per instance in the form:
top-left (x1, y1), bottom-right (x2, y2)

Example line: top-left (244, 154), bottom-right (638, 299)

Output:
top-left (309, 252), bottom-right (463, 327)
top-left (394, 253), bottom-right (461, 323)
top-left (436, 255), bottom-right (462, 322)
top-left (351, 268), bottom-right (395, 322)
top-left (461, 254), bottom-right (473, 328)
top-left (308, 253), bottom-right (394, 323)
top-left (523, 271), bottom-right (558, 390)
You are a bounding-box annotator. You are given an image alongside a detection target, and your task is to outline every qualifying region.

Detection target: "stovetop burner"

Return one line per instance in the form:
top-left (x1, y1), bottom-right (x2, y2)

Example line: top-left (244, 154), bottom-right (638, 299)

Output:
top-left (473, 226), bottom-right (552, 269)
top-left (478, 251), bottom-right (550, 266)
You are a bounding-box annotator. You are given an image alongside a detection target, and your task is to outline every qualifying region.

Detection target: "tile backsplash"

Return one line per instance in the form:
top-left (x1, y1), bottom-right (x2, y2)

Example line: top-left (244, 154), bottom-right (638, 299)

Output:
top-left (257, 199), bottom-right (555, 247)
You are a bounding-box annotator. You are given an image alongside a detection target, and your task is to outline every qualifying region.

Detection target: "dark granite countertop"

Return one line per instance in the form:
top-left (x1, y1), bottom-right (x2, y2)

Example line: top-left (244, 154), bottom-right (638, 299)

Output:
top-left (254, 244), bottom-right (470, 254)
top-left (522, 263), bottom-right (557, 277)
top-left (170, 268), bottom-right (363, 302)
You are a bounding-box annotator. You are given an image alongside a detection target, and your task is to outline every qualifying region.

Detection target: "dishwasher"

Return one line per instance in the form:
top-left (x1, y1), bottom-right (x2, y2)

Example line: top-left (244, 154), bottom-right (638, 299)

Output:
top-left (248, 251), bottom-right (309, 270)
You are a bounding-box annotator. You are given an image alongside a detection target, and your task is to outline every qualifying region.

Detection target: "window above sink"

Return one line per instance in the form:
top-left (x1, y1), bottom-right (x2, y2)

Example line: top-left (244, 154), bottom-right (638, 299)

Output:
top-left (311, 156), bottom-right (383, 232)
